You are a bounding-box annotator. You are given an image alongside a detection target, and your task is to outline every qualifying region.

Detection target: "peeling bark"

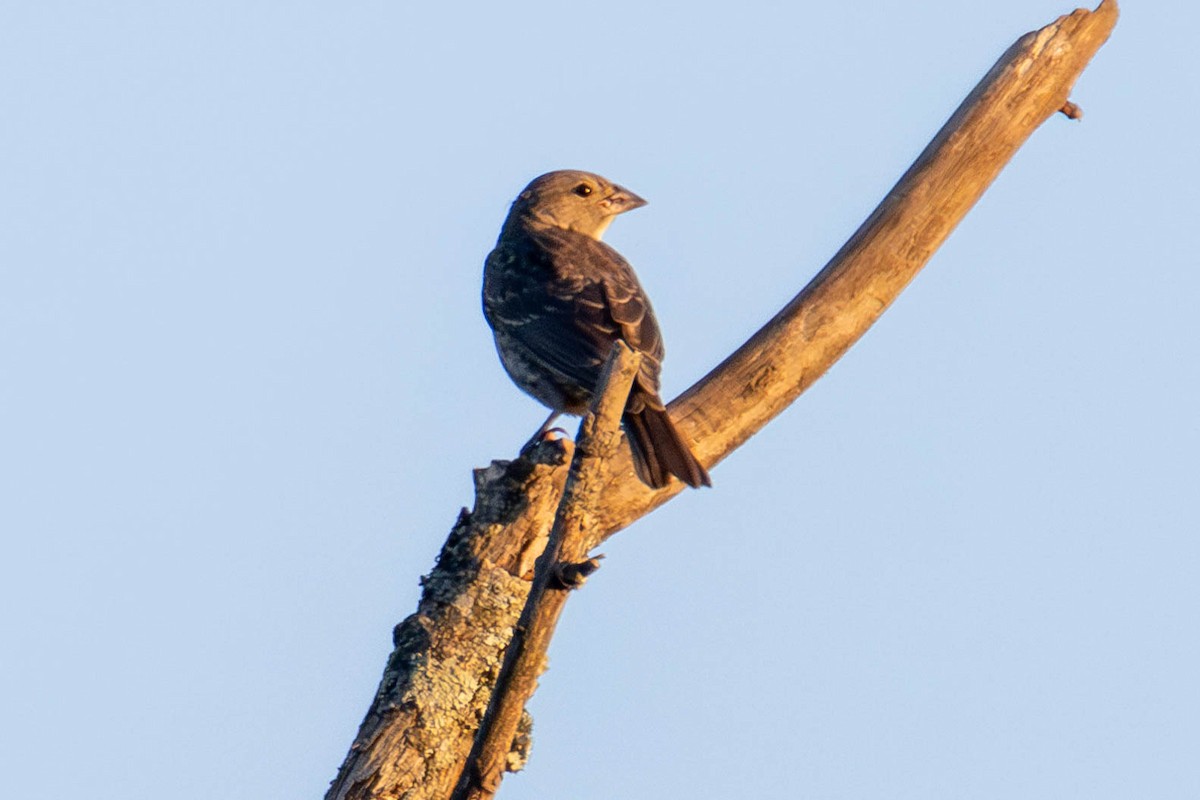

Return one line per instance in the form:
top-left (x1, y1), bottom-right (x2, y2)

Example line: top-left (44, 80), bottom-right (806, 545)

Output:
top-left (452, 344), bottom-right (642, 800)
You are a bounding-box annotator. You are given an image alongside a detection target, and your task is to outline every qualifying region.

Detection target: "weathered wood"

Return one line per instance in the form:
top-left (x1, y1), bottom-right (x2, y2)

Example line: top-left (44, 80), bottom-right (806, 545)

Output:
top-left (323, 446), bottom-right (572, 800)
top-left (452, 343), bottom-right (641, 800)
top-left (588, 0), bottom-right (1120, 545)
top-left (324, 4), bottom-right (1118, 798)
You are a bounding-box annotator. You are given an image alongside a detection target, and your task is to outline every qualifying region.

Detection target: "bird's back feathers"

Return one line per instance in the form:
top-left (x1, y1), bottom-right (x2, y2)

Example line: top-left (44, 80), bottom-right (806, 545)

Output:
top-left (483, 171), bottom-right (710, 489)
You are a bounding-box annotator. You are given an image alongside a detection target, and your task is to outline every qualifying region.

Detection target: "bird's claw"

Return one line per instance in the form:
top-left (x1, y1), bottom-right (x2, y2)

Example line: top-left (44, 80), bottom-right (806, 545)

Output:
top-left (519, 427), bottom-right (572, 457)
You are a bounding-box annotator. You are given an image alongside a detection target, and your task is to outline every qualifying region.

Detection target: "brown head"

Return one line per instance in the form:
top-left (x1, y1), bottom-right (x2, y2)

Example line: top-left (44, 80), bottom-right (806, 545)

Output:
top-left (503, 169), bottom-right (647, 241)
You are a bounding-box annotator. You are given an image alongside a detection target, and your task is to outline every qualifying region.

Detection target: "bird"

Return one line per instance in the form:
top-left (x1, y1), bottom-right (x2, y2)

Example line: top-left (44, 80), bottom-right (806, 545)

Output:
top-left (482, 170), bottom-right (710, 489)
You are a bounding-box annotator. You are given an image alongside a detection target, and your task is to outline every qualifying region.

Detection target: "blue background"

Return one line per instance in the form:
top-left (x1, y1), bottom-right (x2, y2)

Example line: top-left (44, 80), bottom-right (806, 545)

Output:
top-left (3, 2), bottom-right (1195, 798)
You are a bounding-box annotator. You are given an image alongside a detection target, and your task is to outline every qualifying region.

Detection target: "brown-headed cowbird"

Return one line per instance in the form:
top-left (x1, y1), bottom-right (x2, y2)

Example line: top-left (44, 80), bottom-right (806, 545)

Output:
top-left (483, 170), bottom-right (710, 489)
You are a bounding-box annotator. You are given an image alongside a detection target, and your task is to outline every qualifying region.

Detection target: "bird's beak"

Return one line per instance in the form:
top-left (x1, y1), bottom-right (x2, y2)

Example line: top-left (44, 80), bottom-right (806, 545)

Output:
top-left (600, 185), bottom-right (648, 215)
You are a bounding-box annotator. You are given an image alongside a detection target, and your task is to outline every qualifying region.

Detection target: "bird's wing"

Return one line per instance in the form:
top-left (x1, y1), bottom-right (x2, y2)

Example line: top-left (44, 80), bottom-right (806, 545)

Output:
top-left (487, 227), bottom-right (665, 400)
top-left (592, 247), bottom-right (665, 403)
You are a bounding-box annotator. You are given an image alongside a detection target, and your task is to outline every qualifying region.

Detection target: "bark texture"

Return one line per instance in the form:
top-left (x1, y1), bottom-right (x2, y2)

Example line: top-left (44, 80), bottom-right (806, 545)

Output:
top-left (325, 4), bottom-right (1118, 798)
top-left (453, 344), bottom-right (642, 800)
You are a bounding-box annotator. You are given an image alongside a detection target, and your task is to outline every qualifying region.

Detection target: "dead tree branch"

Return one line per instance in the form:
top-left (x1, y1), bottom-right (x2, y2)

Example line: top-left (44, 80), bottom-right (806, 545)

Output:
top-left (451, 343), bottom-right (641, 800)
top-left (324, 3), bottom-right (1118, 798)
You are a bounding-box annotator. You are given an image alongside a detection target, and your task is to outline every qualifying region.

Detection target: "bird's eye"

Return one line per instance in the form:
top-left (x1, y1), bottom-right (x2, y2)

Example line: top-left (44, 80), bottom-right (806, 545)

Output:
top-left (573, 183), bottom-right (593, 197)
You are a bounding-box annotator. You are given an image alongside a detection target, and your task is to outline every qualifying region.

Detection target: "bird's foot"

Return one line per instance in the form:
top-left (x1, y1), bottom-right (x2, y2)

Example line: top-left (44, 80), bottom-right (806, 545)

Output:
top-left (519, 426), bottom-right (571, 458)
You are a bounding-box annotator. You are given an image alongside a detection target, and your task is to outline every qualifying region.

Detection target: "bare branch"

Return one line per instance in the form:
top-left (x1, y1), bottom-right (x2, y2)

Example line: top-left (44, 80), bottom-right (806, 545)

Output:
top-left (452, 343), bottom-right (641, 800)
top-left (324, 4), bottom-right (1119, 798)
top-left (586, 0), bottom-right (1120, 545)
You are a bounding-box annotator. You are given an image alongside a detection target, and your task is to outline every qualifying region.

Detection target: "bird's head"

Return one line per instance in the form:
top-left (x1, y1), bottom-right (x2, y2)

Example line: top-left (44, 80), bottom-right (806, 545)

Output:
top-left (505, 170), bottom-right (647, 240)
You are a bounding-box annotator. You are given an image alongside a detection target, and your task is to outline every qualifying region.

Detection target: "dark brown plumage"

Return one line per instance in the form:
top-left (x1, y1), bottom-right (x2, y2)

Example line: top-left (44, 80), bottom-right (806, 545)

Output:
top-left (482, 170), bottom-right (710, 489)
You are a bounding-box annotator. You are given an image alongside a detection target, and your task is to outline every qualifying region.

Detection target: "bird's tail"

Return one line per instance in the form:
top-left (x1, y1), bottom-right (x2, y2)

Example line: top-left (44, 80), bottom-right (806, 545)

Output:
top-left (623, 403), bottom-right (711, 489)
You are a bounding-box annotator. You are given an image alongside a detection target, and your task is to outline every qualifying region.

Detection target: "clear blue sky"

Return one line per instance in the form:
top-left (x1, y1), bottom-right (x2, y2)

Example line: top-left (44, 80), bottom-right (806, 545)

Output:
top-left (2, 2), bottom-right (1195, 798)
